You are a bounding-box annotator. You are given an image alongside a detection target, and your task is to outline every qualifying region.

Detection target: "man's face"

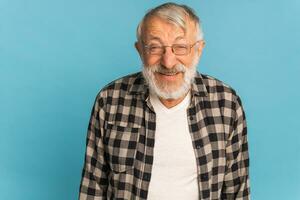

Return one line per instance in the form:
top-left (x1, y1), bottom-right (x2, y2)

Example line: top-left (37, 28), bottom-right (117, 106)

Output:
top-left (136, 16), bottom-right (204, 99)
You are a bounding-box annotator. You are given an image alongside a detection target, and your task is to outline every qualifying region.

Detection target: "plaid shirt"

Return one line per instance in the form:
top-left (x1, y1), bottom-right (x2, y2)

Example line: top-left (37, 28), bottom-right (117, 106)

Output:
top-left (79, 72), bottom-right (250, 200)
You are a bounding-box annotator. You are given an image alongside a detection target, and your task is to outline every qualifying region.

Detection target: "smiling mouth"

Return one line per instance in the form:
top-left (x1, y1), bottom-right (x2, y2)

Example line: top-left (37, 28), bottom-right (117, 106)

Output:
top-left (158, 72), bottom-right (179, 76)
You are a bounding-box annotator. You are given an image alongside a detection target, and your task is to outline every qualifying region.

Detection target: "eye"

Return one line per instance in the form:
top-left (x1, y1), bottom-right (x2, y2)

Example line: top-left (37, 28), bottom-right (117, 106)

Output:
top-left (149, 45), bottom-right (161, 50)
top-left (147, 45), bottom-right (163, 53)
top-left (173, 44), bottom-right (188, 50)
top-left (173, 44), bottom-right (188, 54)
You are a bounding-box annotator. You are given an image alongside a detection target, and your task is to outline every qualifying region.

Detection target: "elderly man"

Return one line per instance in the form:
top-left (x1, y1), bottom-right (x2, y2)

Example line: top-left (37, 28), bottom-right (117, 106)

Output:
top-left (79, 2), bottom-right (250, 200)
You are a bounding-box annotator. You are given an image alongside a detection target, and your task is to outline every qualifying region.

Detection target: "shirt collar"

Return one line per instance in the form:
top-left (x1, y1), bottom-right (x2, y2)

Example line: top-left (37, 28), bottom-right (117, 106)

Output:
top-left (191, 72), bottom-right (208, 97)
top-left (128, 72), bottom-right (149, 96)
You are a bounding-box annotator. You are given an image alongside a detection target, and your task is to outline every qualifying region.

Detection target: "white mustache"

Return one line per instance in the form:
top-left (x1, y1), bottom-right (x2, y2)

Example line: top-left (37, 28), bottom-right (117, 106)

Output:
top-left (153, 64), bottom-right (186, 75)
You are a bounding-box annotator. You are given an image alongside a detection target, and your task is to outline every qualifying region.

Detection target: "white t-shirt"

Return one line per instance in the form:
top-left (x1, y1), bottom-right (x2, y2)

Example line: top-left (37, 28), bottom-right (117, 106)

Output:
top-left (147, 92), bottom-right (199, 200)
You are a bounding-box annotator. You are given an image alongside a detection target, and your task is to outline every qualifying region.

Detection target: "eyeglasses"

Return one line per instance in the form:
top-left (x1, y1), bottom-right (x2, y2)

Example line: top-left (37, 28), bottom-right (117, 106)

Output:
top-left (143, 41), bottom-right (200, 56)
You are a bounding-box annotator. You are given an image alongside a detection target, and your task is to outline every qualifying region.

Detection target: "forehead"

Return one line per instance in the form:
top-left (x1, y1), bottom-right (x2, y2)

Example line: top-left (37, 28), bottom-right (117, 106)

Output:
top-left (142, 16), bottom-right (196, 42)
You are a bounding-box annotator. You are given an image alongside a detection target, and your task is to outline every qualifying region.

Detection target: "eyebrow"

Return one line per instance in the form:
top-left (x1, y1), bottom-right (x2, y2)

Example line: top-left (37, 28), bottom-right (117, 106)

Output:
top-left (146, 36), bottom-right (163, 43)
top-left (146, 35), bottom-right (186, 44)
top-left (174, 36), bottom-right (186, 41)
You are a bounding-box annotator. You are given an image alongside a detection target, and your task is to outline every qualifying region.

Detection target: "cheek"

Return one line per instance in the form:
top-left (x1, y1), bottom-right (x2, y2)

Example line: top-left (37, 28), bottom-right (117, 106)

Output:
top-left (178, 53), bottom-right (198, 67)
top-left (143, 55), bottom-right (161, 66)
top-left (177, 57), bottom-right (192, 67)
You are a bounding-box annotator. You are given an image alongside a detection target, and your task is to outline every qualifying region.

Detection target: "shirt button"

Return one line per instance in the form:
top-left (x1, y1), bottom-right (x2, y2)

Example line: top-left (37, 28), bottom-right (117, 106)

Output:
top-left (201, 173), bottom-right (208, 181)
top-left (150, 114), bottom-right (154, 120)
top-left (143, 174), bottom-right (150, 181)
top-left (189, 116), bottom-right (194, 120)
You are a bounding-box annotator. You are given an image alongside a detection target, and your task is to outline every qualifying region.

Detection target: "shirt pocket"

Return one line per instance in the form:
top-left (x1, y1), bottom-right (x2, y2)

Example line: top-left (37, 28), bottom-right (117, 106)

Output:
top-left (104, 122), bottom-right (140, 173)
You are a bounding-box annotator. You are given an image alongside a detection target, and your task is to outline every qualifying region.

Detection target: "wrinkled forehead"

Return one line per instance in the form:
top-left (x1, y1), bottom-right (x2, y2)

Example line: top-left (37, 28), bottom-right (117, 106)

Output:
top-left (141, 16), bottom-right (198, 42)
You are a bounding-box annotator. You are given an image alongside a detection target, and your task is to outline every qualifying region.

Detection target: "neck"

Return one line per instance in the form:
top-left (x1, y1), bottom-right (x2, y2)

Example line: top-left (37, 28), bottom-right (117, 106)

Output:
top-left (159, 92), bottom-right (189, 108)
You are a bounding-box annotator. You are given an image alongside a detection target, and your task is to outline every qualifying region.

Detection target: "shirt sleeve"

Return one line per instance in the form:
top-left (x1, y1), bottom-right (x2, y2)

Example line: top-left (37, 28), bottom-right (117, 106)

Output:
top-left (222, 95), bottom-right (250, 200)
top-left (79, 96), bottom-right (109, 200)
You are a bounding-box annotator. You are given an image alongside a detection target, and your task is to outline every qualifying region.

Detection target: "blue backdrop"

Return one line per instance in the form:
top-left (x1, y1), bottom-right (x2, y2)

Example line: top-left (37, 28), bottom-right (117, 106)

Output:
top-left (1, 0), bottom-right (299, 199)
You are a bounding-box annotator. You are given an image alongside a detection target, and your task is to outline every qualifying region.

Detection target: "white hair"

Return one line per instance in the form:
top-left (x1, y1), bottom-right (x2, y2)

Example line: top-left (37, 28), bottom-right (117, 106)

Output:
top-left (136, 2), bottom-right (204, 42)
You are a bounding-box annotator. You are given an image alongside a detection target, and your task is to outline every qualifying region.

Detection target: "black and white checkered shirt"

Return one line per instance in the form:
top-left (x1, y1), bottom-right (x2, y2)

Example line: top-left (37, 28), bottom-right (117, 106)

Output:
top-left (79, 72), bottom-right (250, 200)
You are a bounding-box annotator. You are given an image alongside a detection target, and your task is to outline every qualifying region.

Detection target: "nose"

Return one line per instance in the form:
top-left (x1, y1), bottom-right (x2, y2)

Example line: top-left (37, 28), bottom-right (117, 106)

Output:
top-left (160, 46), bottom-right (177, 69)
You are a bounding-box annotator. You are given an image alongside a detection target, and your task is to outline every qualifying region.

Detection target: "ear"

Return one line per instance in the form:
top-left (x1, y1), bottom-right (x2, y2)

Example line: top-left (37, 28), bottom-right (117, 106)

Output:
top-left (135, 41), bottom-right (144, 62)
top-left (196, 40), bottom-right (205, 57)
top-left (135, 42), bottom-right (141, 54)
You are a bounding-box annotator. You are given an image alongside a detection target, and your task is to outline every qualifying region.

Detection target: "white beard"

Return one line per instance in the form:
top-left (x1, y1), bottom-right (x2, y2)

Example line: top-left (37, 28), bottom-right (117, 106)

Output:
top-left (142, 61), bottom-right (197, 100)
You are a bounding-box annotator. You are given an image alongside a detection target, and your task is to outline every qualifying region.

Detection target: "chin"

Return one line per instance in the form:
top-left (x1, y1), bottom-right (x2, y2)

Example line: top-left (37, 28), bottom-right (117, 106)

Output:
top-left (158, 79), bottom-right (181, 88)
top-left (155, 79), bottom-right (182, 92)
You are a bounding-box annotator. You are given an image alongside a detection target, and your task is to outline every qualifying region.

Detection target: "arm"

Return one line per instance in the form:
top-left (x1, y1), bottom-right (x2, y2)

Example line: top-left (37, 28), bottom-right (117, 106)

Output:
top-left (79, 96), bottom-right (109, 200)
top-left (222, 95), bottom-right (250, 200)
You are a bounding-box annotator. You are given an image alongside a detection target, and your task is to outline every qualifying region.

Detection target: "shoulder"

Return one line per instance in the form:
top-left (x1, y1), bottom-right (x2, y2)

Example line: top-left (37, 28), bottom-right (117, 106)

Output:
top-left (195, 73), bottom-right (244, 111)
top-left (198, 73), bottom-right (238, 96)
top-left (94, 71), bottom-right (145, 102)
top-left (196, 73), bottom-right (246, 127)
top-left (103, 72), bottom-right (141, 91)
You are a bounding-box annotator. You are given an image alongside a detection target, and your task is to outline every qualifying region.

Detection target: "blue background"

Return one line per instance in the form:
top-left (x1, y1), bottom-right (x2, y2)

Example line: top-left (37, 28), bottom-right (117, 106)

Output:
top-left (1, 0), bottom-right (299, 199)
